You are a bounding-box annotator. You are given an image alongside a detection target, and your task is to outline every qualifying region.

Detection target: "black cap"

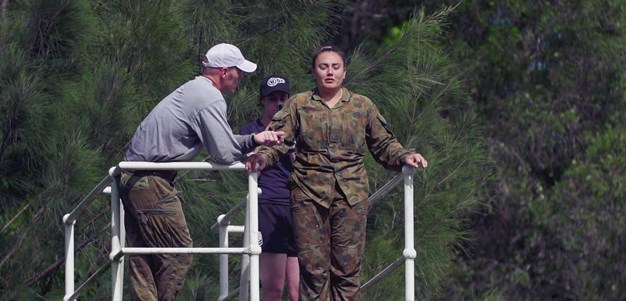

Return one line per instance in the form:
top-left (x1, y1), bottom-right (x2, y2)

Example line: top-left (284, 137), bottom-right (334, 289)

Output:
top-left (260, 75), bottom-right (290, 97)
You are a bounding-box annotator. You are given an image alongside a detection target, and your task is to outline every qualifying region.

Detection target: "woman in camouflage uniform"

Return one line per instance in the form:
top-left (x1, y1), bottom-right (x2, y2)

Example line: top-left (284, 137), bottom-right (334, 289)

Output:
top-left (246, 45), bottom-right (428, 301)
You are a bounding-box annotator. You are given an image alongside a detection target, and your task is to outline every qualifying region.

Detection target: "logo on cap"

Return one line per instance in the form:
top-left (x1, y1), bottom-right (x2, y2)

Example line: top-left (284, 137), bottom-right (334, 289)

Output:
top-left (266, 77), bottom-right (286, 87)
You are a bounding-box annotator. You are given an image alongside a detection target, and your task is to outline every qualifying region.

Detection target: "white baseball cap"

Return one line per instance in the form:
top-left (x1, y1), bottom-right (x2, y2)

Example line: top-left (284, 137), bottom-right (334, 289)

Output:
top-left (203, 43), bottom-right (257, 73)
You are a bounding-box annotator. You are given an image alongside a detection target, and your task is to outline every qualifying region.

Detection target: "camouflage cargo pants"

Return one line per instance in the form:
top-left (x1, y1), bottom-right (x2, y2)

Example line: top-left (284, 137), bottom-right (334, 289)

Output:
top-left (120, 172), bottom-right (193, 301)
top-left (291, 186), bottom-right (368, 301)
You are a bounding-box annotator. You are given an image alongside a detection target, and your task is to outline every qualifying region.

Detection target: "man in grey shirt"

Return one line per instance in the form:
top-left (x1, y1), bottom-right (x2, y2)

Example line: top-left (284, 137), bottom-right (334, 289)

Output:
top-left (120, 43), bottom-right (283, 301)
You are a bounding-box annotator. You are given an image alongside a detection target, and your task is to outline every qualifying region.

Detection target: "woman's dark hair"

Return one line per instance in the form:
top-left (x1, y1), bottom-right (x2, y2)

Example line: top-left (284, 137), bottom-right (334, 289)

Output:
top-left (311, 45), bottom-right (346, 70)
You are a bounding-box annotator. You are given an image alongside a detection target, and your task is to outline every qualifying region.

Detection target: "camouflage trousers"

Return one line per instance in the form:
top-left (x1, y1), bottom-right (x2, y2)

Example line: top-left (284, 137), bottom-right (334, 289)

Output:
top-left (291, 186), bottom-right (368, 301)
top-left (120, 172), bottom-right (193, 301)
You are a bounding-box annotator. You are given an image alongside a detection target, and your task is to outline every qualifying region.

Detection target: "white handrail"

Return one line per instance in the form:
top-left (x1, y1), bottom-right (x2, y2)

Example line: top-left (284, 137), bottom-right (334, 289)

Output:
top-left (402, 166), bottom-right (416, 301)
top-left (63, 161), bottom-right (261, 301)
top-left (109, 168), bottom-right (124, 301)
top-left (62, 163), bottom-right (417, 300)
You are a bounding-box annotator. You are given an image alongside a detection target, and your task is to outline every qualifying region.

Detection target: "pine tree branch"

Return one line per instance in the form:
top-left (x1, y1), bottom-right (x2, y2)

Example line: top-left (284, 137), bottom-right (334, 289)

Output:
top-left (0, 230), bottom-right (26, 270)
top-left (0, 206), bottom-right (44, 270)
top-left (1, 202), bottom-right (31, 234)
top-left (25, 236), bottom-right (98, 287)
top-left (25, 212), bottom-right (109, 287)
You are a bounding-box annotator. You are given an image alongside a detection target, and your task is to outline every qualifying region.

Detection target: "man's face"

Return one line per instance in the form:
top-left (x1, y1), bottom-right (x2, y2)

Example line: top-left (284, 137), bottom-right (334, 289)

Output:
top-left (222, 67), bottom-right (244, 94)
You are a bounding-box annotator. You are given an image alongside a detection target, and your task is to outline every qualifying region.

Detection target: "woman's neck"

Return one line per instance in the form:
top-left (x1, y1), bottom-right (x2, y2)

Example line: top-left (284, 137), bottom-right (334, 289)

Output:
top-left (318, 87), bottom-right (343, 108)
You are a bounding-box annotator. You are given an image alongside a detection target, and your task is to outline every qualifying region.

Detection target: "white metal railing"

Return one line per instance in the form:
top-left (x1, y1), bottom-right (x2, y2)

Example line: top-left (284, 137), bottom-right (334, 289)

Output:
top-left (63, 161), bottom-right (261, 301)
top-left (62, 162), bottom-right (417, 301)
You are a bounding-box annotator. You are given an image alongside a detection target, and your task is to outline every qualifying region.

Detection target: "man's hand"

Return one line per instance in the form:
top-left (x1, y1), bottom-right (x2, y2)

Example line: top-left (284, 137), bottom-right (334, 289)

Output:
top-left (253, 131), bottom-right (285, 146)
top-left (404, 153), bottom-right (428, 168)
top-left (245, 153), bottom-right (269, 172)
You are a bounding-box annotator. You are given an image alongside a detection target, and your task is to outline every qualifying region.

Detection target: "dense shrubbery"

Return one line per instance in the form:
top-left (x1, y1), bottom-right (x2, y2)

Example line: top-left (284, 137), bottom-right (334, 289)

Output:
top-left (427, 1), bottom-right (626, 300)
top-left (1, 1), bottom-right (485, 300)
top-left (1, 1), bottom-right (623, 300)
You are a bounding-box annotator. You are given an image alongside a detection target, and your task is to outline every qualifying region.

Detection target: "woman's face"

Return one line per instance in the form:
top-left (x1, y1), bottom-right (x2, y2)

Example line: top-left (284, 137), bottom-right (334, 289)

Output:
top-left (313, 51), bottom-right (346, 92)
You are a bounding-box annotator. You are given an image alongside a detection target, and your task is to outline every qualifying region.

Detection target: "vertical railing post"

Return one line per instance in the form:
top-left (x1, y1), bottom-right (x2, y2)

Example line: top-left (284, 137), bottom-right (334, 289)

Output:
top-left (218, 214), bottom-right (230, 301)
top-left (63, 214), bottom-right (75, 301)
top-left (110, 169), bottom-right (124, 301)
top-left (402, 166), bottom-right (416, 301)
top-left (63, 162), bottom-right (265, 301)
top-left (239, 205), bottom-right (251, 301)
top-left (248, 172), bottom-right (261, 301)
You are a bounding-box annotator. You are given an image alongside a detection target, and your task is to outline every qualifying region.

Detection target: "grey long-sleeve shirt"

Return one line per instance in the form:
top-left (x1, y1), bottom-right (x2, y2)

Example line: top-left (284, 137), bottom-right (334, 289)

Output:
top-left (125, 76), bottom-right (256, 164)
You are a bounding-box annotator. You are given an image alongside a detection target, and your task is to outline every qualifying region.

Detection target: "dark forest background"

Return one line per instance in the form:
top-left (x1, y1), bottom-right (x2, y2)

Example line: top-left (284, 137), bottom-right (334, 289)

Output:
top-left (1, 0), bottom-right (624, 300)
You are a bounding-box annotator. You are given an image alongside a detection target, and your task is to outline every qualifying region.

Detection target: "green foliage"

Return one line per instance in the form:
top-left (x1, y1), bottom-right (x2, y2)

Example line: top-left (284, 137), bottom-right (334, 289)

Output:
top-left (345, 7), bottom-right (488, 300)
top-left (191, 0), bottom-right (342, 129)
top-left (418, 0), bottom-right (626, 300)
top-left (0, 1), bottom-right (488, 300)
top-left (544, 126), bottom-right (626, 300)
top-left (6, 0), bottom-right (623, 300)
top-left (0, 0), bottom-right (193, 298)
top-left (0, 12), bottom-right (50, 207)
top-left (446, 0), bottom-right (625, 181)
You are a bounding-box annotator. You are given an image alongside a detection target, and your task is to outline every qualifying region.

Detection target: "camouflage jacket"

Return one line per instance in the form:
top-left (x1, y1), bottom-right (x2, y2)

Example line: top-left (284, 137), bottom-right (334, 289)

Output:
top-left (257, 87), bottom-right (412, 208)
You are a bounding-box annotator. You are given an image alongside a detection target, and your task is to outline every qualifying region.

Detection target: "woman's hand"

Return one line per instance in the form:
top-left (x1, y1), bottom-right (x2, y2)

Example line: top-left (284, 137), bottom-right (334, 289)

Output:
top-left (245, 153), bottom-right (269, 172)
top-left (404, 153), bottom-right (428, 168)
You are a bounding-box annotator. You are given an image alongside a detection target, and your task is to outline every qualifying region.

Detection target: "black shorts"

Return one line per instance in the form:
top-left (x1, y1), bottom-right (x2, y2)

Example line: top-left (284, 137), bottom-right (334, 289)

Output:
top-left (258, 203), bottom-right (297, 257)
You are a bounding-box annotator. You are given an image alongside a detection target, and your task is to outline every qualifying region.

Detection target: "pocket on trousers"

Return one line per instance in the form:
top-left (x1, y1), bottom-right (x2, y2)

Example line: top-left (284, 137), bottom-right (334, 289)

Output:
top-left (145, 193), bottom-right (181, 216)
top-left (291, 198), bottom-right (325, 250)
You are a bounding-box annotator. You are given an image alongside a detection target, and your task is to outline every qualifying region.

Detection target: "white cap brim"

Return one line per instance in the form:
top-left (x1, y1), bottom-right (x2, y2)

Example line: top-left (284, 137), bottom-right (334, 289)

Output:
top-left (237, 60), bottom-right (257, 73)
